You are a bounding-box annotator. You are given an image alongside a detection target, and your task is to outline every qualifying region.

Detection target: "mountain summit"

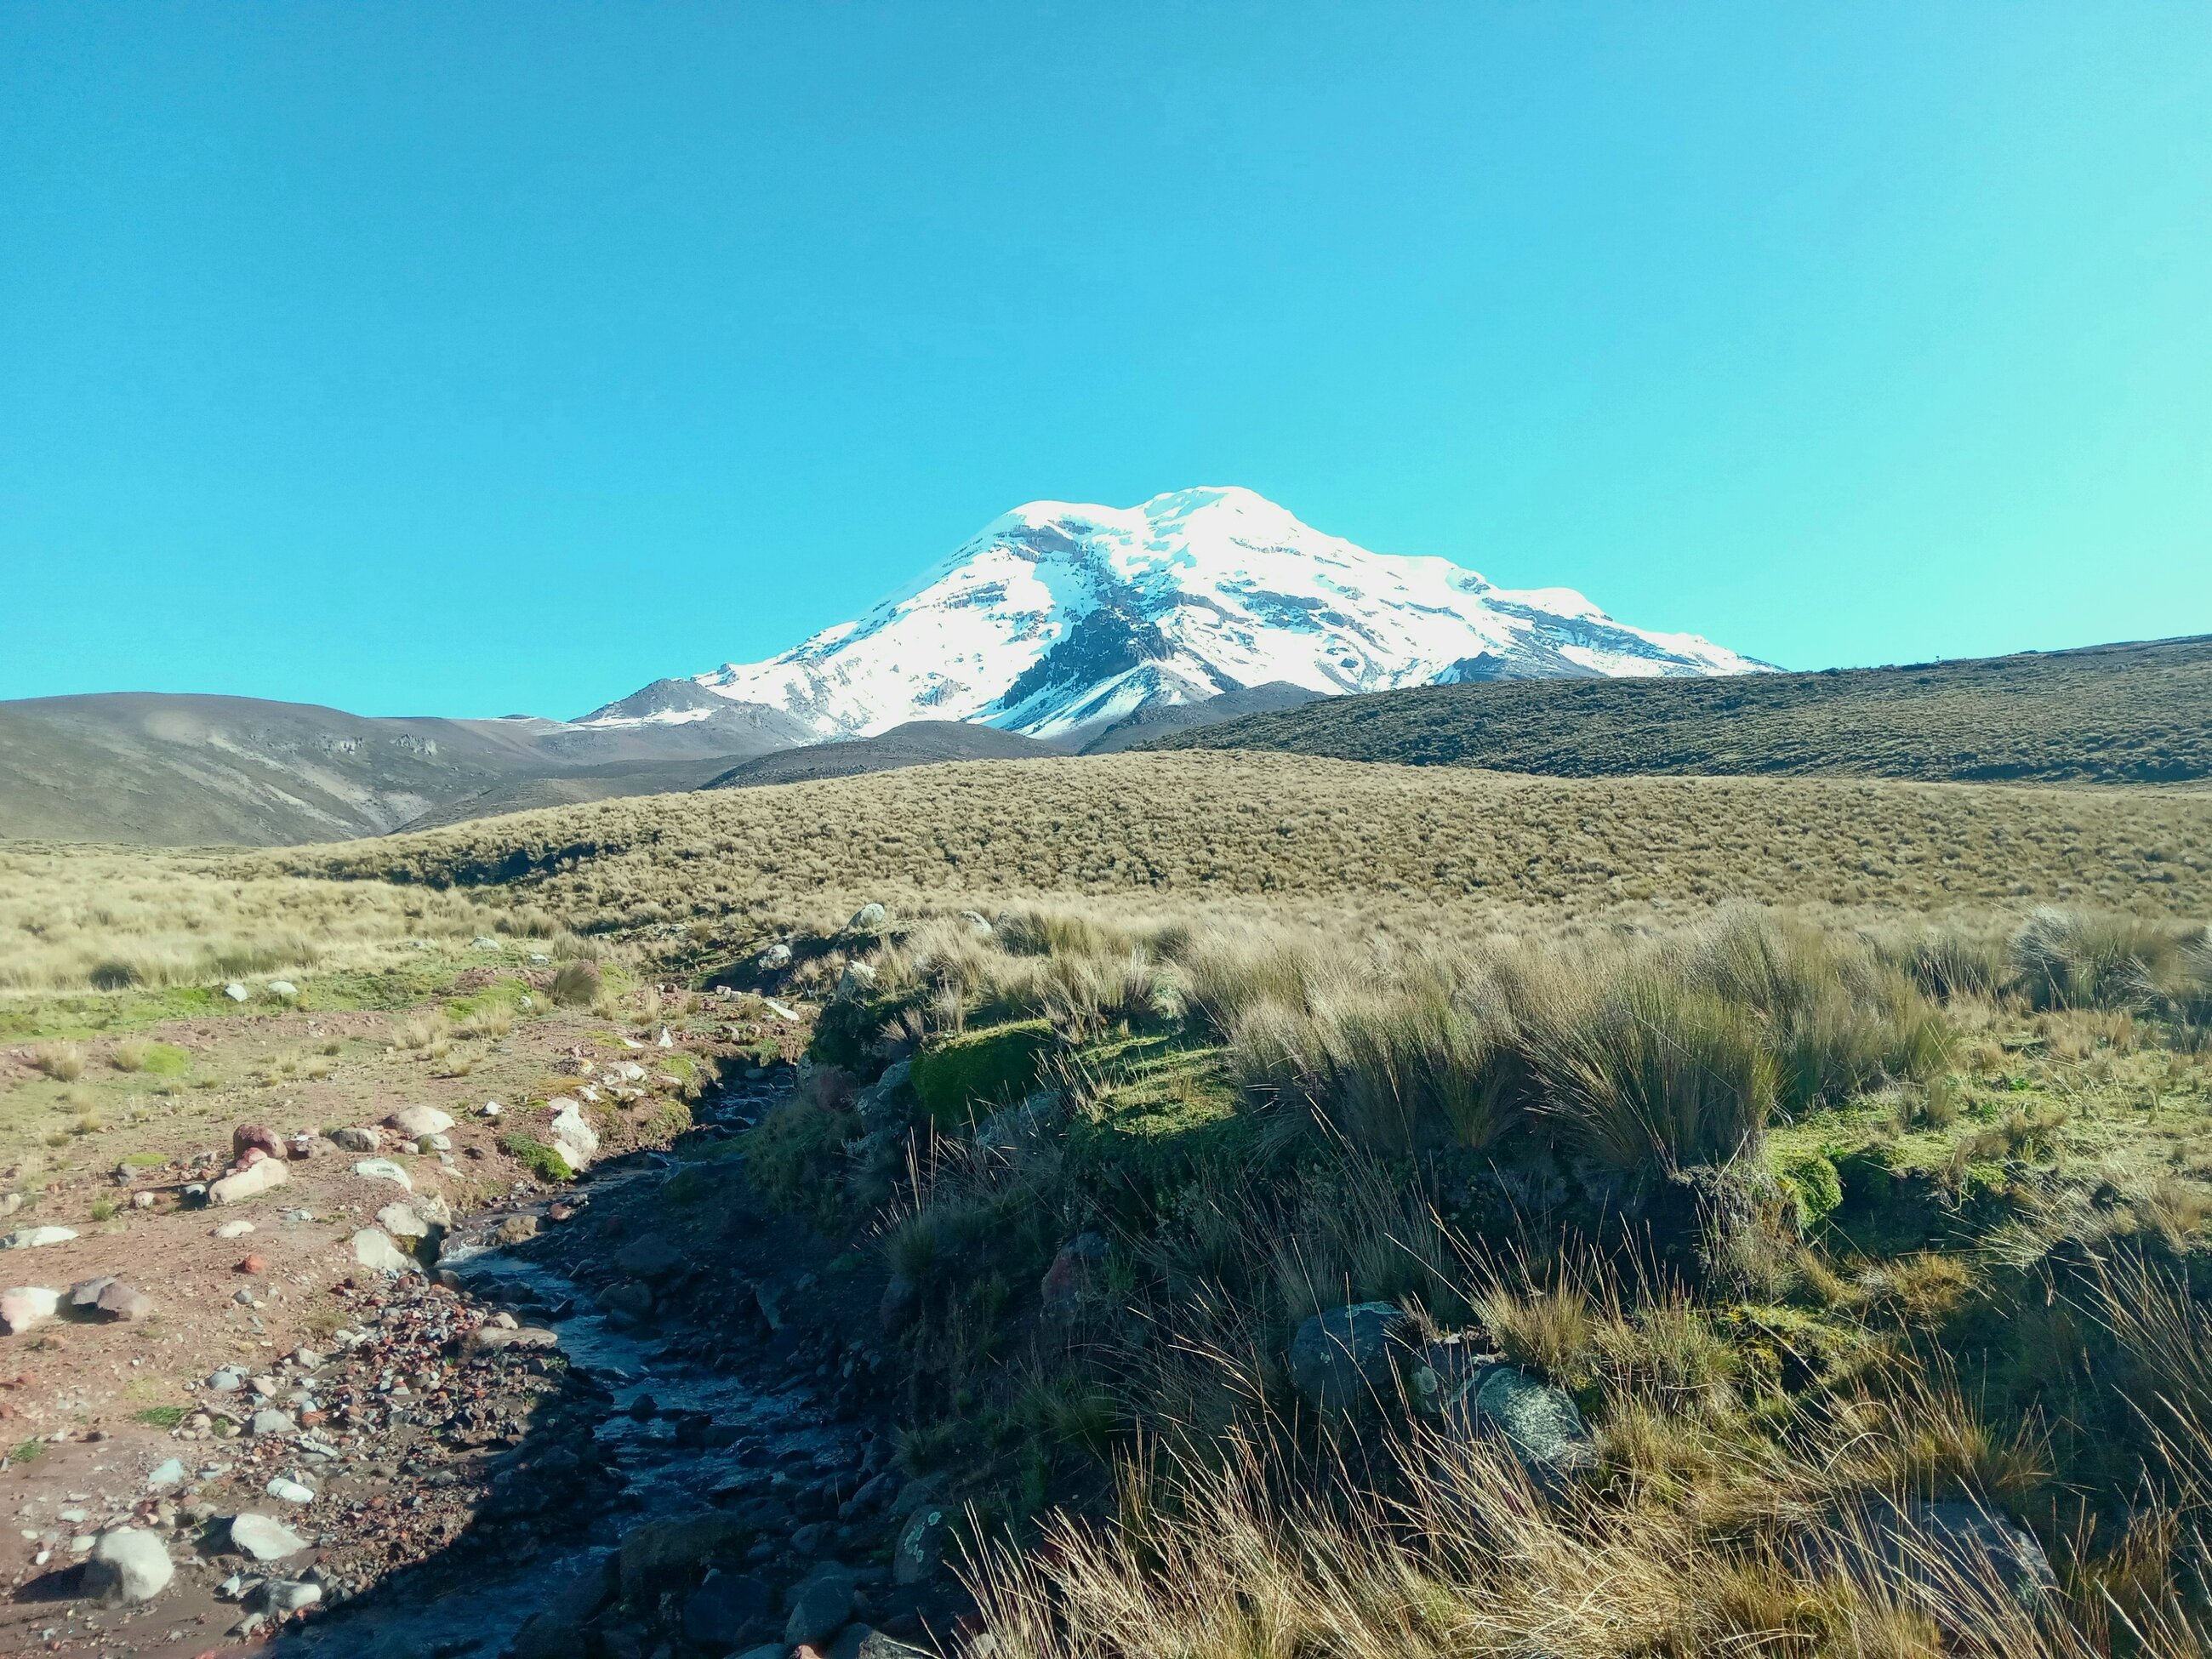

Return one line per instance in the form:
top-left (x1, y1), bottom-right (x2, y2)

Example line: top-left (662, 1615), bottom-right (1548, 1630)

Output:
top-left (639, 487), bottom-right (1770, 741)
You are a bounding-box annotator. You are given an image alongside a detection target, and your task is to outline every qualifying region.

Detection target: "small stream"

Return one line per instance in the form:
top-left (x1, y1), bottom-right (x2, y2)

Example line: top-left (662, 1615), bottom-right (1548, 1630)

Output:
top-left (289, 1103), bottom-right (844, 1657)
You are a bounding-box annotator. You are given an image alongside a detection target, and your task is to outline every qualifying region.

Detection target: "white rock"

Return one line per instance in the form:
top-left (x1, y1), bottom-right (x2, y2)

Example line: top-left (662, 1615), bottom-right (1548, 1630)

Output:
top-left (657, 1026), bottom-right (674, 1048)
top-left (330, 1126), bottom-right (381, 1152)
top-left (616, 1063), bottom-right (647, 1083)
top-left (349, 1229), bottom-right (417, 1275)
top-left (3, 1226), bottom-right (77, 1250)
top-left (214, 1220), bottom-right (256, 1240)
top-left (546, 1103), bottom-right (598, 1172)
top-left (351, 1159), bottom-right (413, 1191)
top-left (264, 1478), bottom-right (315, 1505)
top-left (1, 1286), bottom-right (60, 1334)
top-left (378, 1202), bottom-right (430, 1240)
top-left (228, 1513), bottom-right (307, 1560)
top-left (763, 998), bottom-right (801, 1023)
top-left (146, 1458), bottom-right (186, 1490)
top-left (249, 1408), bottom-right (296, 1436)
top-left (386, 1104), bottom-right (453, 1137)
top-left (85, 1528), bottom-right (174, 1603)
top-left (264, 1577), bottom-right (322, 1612)
top-left (265, 981), bottom-right (297, 999)
top-left (472, 936), bottom-right (499, 949)
top-left (223, 983), bottom-right (249, 1003)
top-left (209, 1161), bottom-right (289, 1205)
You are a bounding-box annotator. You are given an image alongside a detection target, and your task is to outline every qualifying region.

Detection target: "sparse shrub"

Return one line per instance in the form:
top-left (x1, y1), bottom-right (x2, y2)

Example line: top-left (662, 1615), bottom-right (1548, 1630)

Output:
top-left (550, 959), bottom-right (601, 1006)
top-left (32, 1042), bottom-right (84, 1081)
top-left (2009, 907), bottom-right (2195, 1014)
top-left (111, 1039), bottom-right (149, 1073)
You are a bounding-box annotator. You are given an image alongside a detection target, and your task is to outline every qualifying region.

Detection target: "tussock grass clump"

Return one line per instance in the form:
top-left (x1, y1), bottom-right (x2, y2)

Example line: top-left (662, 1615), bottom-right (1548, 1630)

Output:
top-left (2010, 906), bottom-right (2212, 1022)
top-left (32, 1040), bottom-right (84, 1080)
top-left (550, 959), bottom-right (601, 1006)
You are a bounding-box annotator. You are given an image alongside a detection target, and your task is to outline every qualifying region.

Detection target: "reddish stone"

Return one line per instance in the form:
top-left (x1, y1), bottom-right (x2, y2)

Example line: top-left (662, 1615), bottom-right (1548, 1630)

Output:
top-left (232, 1123), bottom-right (285, 1163)
top-left (238, 1254), bottom-right (267, 1274)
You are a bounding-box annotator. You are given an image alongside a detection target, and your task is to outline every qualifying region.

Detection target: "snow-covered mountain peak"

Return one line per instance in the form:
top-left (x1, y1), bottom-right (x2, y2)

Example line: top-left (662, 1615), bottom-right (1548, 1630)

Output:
top-left (681, 488), bottom-right (1770, 740)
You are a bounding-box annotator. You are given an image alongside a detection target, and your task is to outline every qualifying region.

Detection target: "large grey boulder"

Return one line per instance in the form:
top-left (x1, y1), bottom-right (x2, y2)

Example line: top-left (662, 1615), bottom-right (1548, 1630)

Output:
top-left (613, 1234), bottom-right (684, 1281)
top-left (847, 902), bottom-right (888, 933)
top-left (386, 1104), bottom-right (454, 1138)
top-left (1288, 1302), bottom-right (1414, 1418)
top-left (84, 1528), bottom-right (174, 1603)
top-left (209, 1161), bottom-right (288, 1205)
top-left (1451, 1363), bottom-right (1597, 1490)
top-left (1890, 1499), bottom-right (2059, 1606)
top-left (1, 1286), bottom-right (60, 1334)
top-left (784, 1561), bottom-right (857, 1645)
top-left (547, 1103), bottom-right (599, 1171)
top-left (349, 1228), bottom-right (418, 1276)
top-left (893, 1500), bottom-right (954, 1586)
top-left (5, 1225), bottom-right (78, 1249)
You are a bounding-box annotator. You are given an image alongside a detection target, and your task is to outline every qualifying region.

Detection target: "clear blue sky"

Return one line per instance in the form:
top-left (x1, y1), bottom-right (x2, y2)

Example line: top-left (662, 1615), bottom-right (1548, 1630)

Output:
top-left (3, 4), bottom-right (2208, 717)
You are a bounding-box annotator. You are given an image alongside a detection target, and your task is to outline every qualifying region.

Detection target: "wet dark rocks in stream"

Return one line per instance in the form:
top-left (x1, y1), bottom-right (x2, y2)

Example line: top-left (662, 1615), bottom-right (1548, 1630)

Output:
top-left (276, 1066), bottom-right (972, 1658)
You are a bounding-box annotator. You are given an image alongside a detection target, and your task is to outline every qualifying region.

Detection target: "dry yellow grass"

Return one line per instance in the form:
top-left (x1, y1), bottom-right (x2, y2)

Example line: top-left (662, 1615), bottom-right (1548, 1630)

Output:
top-left (5, 754), bottom-right (2207, 995)
top-left (297, 753), bottom-right (2212, 928)
top-left (0, 840), bottom-right (523, 992)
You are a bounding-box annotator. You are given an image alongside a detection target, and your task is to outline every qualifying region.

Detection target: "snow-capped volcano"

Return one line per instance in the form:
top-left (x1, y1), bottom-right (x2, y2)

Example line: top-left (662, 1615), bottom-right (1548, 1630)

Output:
top-left (647, 487), bottom-right (1770, 741)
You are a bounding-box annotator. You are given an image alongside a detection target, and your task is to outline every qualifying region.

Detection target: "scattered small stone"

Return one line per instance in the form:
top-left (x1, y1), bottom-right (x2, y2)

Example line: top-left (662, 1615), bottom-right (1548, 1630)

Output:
top-left (228, 1512), bottom-right (308, 1560)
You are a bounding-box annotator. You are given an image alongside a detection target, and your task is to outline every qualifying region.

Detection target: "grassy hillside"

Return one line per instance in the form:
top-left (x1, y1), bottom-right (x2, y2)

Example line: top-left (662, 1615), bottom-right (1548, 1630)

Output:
top-left (289, 752), bottom-right (2212, 933)
top-left (1143, 634), bottom-right (2212, 784)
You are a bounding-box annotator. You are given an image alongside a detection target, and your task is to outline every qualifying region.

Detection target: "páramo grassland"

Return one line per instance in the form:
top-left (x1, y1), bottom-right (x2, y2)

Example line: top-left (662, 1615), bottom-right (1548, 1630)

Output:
top-left (6, 748), bottom-right (2212, 1657)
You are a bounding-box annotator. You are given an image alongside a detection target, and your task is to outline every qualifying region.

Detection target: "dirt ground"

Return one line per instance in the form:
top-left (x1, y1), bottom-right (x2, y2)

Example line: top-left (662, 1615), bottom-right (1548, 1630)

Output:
top-left (0, 972), bottom-right (795, 1658)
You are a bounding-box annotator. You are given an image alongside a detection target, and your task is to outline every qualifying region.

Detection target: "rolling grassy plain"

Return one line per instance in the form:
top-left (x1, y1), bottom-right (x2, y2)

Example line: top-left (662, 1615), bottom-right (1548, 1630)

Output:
top-left (7, 748), bottom-right (2212, 1656)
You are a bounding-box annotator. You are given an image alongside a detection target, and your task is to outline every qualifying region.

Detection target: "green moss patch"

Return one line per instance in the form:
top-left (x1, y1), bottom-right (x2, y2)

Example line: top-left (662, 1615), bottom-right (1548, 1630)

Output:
top-left (499, 1133), bottom-right (574, 1183)
top-left (912, 1019), bottom-right (1059, 1128)
top-left (1062, 1039), bottom-right (1259, 1206)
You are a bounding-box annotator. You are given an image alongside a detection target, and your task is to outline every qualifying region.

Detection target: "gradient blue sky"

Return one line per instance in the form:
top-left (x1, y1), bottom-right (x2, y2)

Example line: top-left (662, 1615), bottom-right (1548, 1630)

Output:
top-left (4, 3), bottom-right (2209, 718)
